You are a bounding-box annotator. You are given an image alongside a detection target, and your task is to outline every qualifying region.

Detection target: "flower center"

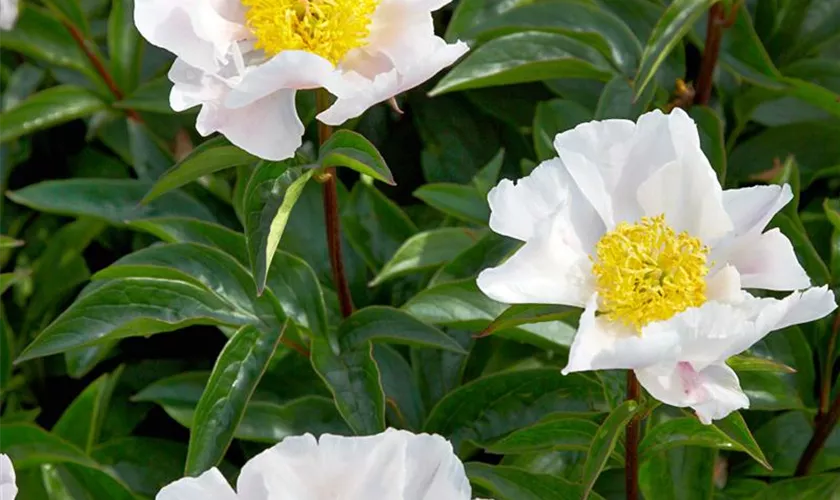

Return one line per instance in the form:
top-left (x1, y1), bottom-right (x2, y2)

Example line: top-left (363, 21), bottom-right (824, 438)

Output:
top-left (591, 214), bottom-right (709, 332)
top-left (242, 0), bottom-right (379, 65)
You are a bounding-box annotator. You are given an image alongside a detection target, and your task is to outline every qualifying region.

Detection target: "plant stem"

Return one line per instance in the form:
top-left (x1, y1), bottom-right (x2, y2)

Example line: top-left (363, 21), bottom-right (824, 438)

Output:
top-left (818, 313), bottom-right (840, 420)
top-left (316, 90), bottom-right (354, 318)
top-left (626, 371), bottom-right (641, 500)
top-left (694, 3), bottom-right (725, 105)
top-left (62, 21), bottom-right (142, 122)
top-left (796, 392), bottom-right (840, 476)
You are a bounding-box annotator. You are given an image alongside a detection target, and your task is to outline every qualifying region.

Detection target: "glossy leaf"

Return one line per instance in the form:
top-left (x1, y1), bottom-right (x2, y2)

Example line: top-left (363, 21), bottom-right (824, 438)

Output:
top-left (581, 400), bottom-right (639, 498)
top-left (413, 183), bottom-right (490, 225)
top-left (0, 85), bottom-right (106, 143)
top-left (53, 369), bottom-right (122, 454)
top-left (244, 161), bottom-right (315, 294)
top-left (107, 0), bottom-right (142, 92)
top-left (480, 304), bottom-right (579, 338)
top-left (143, 137), bottom-right (258, 204)
top-left (370, 228), bottom-right (482, 286)
top-left (318, 130), bottom-right (394, 185)
top-left (432, 32), bottom-right (614, 96)
top-left (338, 306), bottom-right (465, 353)
top-left (487, 416), bottom-right (603, 455)
top-left (533, 99), bottom-right (592, 161)
top-left (634, 0), bottom-right (715, 98)
top-left (186, 323), bottom-right (285, 475)
top-left (374, 345), bottom-right (426, 431)
top-left (466, 462), bottom-right (599, 500)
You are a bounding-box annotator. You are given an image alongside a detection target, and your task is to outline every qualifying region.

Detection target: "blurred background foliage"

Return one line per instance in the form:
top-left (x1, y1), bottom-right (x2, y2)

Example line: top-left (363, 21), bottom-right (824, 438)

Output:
top-left (1, 0), bottom-right (840, 498)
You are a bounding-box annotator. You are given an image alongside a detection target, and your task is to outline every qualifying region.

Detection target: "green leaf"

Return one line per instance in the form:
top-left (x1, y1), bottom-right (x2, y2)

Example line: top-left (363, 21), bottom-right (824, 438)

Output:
top-left (7, 179), bottom-right (216, 224)
top-left (186, 323), bottom-right (285, 475)
top-left (594, 76), bottom-right (654, 120)
top-left (92, 437), bottom-right (188, 497)
top-left (264, 251), bottom-right (329, 341)
top-left (403, 279), bottom-right (577, 351)
top-left (0, 6), bottom-right (99, 83)
top-left (486, 416), bottom-right (603, 455)
top-left (0, 272), bottom-right (28, 295)
top-left (773, 213), bottom-right (831, 286)
top-left (640, 414), bottom-right (770, 469)
top-left (429, 232), bottom-right (519, 287)
top-left (727, 355), bottom-right (795, 374)
top-left (755, 474), bottom-right (840, 499)
top-left (431, 32), bottom-right (614, 96)
top-left (480, 304), bottom-right (579, 338)
top-left (127, 119), bottom-right (174, 181)
top-left (465, 1), bottom-right (642, 75)
top-left (373, 345), bottom-right (426, 430)
top-left (445, 0), bottom-right (530, 41)
top-left (44, 0), bottom-right (91, 36)
top-left (466, 462), bottom-right (600, 500)
top-left (689, 106), bottom-right (727, 183)
top-left (0, 235), bottom-right (24, 249)
top-left (412, 330), bottom-right (473, 411)
top-left (533, 99), bottom-right (592, 161)
top-left (413, 183), bottom-right (490, 225)
top-left (244, 161), bottom-right (315, 294)
top-left (340, 181), bottom-right (418, 272)
top-left (0, 423), bottom-right (98, 469)
top-left (318, 130), bottom-right (394, 185)
top-left (0, 85), bottom-right (106, 143)
top-left (739, 411), bottom-right (840, 476)
top-left (370, 228), bottom-right (482, 286)
top-left (143, 137), bottom-right (258, 204)
top-left (114, 77), bottom-right (172, 114)
top-left (639, 446), bottom-right (716, 500)
top-left (634, 0), bottom-right (716, 99)
top-left (424, 368), bottom-right (604, 450)
top-left (581, 400), bottom-right (639, 498)
top-left (310, 337), bottom-right (385, 435)
top-left (472, 148), bottom-right (505, 196)
top-left (129, 217), bottom-right (249, 265)
top-left (53, 369), bottom-right (122, 454)
top-left (339, 306), bottom-right (465, 353)
top-left (107, 0), bottom-right (142, 92)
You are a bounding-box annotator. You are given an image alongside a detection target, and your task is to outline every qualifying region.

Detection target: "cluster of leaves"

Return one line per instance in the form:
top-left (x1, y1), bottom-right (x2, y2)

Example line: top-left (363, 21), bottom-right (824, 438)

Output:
top-left (1, 0), bottom-right (840, 498)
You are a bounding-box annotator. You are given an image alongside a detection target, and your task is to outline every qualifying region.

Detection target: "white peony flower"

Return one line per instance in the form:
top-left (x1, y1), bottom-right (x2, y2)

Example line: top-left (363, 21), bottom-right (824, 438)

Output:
top-left (133, 0), bottom-right (468, 160)
top-left (157, 429), bottom-right (472, 499)
top-left (477, 108), bottom-right (837, 424)
top-left (0, 0), bottom-right (18, 31)
top-left (0, 454), bottom-right (17, 500)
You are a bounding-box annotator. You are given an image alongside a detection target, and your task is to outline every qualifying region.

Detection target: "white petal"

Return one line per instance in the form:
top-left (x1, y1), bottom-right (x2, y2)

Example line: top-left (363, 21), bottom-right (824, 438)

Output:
top-left (0, 0), bottom-right (18, 31)
top-left (636, 154), bottom-right (732, 243)
top-left (134, 0), bottom-right (247, 72)
top-left (726, 228), bottom-right (811, 290)
top-left (705, 265), bottom-right (744, 305)
top-left (636, 362), bottom-right (749, 424)
top-left (237, 430), bottom-right (469, 500)
top-left (561, 294), bottom-right (681, 373)
top-left (0, 454), bottom-right (17, 500)
top-left (156, 468), bottom-right (236, 500)
top-left (197, 89), bottom-right (303, 161)
top-left (225, 51), bottom-right (340, 109)
top-left (644, 287), bottom-right (837, 370)
top-left (168, 58), bottom-right (226, 112)
top-left (318, 38), bottom-right (468, 126)
top-left (477, 212), bottom-right (594, 308)
top-left (723, 184), bottom-right (793, 237)
top-left (553, 118), bottom-right (636, 228)
top-left (486, 158), bottom-right (604, 247)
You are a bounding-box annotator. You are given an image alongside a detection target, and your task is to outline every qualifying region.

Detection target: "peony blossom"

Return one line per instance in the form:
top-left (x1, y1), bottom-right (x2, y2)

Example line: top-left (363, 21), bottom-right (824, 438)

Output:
top-left (1, 454), bottom-right (17, 500)
top-left (0, 0), bottom-right (18, 31)
top-left (157, 429), bottom-right (473, 499)
top-left (133, 0), bottom-right (468, 160)
top-left (477, 108), bottom-right (836, 424)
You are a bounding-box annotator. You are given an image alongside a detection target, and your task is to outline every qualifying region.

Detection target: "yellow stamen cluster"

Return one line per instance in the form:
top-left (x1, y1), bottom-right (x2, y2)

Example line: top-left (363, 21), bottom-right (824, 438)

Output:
top-left (242, 0), bottom-right (380, 65)
top-left (592, 214), bottom-right (709, 332)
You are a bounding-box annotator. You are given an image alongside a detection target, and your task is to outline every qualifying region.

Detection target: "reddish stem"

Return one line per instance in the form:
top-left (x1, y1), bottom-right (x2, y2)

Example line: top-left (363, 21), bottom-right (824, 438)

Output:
top-left (694, 3), bottom-right (725, 106)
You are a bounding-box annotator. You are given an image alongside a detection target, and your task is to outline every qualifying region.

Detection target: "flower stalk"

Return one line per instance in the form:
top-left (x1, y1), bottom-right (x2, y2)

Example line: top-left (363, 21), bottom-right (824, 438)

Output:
top-left (694, 1), bottom-right (740, 106)
top-left (316, 89), bottom-right (354, 318)
top-left (626, 371), bottom-right (641, 500)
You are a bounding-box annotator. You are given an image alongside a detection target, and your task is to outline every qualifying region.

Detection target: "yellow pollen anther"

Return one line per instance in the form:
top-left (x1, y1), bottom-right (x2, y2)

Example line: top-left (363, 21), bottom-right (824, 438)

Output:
top-left (591, 214), bottom-right (709, 332)
top-left (242, 0), bottom-right (380, 65)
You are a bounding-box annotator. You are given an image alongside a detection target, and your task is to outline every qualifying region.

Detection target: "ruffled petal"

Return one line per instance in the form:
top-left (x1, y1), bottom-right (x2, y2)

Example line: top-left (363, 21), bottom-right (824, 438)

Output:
top-left (561, 294), bottom-right (682, 374)
top-left (635, 362), bottom-right (749, 424)
top-left (317, 37), bottom-right (468, 126)
top-left (486, 158), bottom-right (604, 247)
top-left (636, 154), bottom-right (732, 243)
top-left (0, 454), bottom-right (17, 500)
top-left (726, 228), bottom-right (811, 291)
top-left (156, 468), bottom-right (236, 500)
top-left (477, 212), bottom-right (594, 308)
top-left (196, 88), bottom-right (303, 161)
top-left (134, 0), bottom-right (248, 72)
top-left (723, 184), bottom-right (792, 237)
top-left (644, 287), bottom-right (837, 371)
top-left (237, 430), bottom-right (469, 500)
top-left (705, 265), bottom-right (743, 305)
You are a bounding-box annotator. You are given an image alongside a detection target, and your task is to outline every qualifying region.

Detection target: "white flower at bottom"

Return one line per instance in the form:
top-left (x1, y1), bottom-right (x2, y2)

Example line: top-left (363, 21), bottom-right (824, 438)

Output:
top-left (134, 0), bottom-right (468, 160)
top-left (157, 429), bottom-right (472, 500)
top-left (476, 108), bottom-right (837, 423)
top-left (0, 0), bottom-right (18, 31)
top-left (1, 454), bottom-right (17, 500)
